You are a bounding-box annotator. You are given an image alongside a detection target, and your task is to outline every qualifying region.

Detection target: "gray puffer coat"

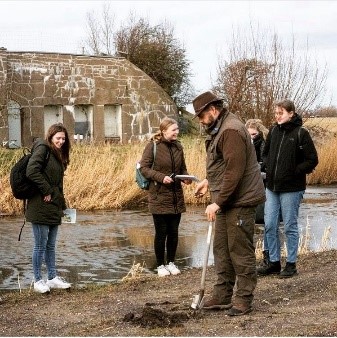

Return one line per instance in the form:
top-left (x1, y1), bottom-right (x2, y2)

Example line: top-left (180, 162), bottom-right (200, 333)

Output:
top-left (140, 138), bottom-right (189, 214)
top-left (25, 139), bottom-right (67, 225)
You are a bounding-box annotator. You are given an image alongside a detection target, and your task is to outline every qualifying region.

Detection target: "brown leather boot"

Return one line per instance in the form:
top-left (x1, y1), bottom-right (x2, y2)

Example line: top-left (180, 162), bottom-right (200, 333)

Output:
top-left (228, 304), bottom-right (253, 316)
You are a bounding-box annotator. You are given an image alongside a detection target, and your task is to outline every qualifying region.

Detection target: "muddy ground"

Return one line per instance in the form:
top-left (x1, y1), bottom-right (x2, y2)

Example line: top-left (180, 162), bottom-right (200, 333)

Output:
top-left (1, 250), bottom-right (337, 337)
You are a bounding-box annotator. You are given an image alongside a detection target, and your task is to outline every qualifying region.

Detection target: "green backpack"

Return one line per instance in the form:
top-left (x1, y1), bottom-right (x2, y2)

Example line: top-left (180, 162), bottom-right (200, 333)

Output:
top-left (136, 142), bottom-right (156, 190)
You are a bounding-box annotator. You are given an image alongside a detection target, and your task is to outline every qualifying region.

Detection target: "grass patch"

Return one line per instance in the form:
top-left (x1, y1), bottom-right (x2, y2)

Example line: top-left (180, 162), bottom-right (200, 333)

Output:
top-left (0, 133), bottom-right (336, 215)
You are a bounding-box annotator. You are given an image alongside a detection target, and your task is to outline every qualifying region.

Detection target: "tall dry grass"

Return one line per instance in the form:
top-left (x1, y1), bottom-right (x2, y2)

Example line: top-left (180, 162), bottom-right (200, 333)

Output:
top-left (307, 140), bottom-right (337, 184)
top-left (0, 134), bottom-right (336, 215)
top-left (304, 117), bottom-right (337, 134)
top-left (64, 143), bottom-right (144, 210)
top-left (304, 117), bottom-right (337, 184)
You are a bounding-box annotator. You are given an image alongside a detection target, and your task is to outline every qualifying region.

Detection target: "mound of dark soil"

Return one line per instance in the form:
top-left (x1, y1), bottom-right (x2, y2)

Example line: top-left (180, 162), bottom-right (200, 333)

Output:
top-left (123, 305), bottom-right (190, 328)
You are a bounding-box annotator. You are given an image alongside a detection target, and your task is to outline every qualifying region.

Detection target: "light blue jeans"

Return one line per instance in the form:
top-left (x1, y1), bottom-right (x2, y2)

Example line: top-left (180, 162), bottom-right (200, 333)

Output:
top-left (32, 223), bottom-right (59, 281)
top-left (264, 189), bottom-right (304, 263)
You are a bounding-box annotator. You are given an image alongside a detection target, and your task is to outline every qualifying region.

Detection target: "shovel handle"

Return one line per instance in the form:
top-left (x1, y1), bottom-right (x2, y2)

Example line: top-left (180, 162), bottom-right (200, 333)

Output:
top-left (200, 221), bottom-right (213, 289)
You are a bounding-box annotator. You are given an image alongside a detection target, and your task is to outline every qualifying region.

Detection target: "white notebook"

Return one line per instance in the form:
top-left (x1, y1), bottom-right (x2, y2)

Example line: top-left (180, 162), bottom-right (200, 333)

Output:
top-left (175, 175), bottom-right (200, 182)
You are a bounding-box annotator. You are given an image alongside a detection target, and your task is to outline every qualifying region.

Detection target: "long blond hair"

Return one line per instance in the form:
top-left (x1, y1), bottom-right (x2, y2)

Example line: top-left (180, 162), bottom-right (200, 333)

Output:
top-left (245, 119), bottom-right (269, 140)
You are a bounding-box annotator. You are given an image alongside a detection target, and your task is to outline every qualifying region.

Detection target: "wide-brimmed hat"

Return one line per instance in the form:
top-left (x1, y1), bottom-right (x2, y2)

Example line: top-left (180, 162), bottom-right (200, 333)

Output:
top-left (192, 91), bottom-right (223, 118)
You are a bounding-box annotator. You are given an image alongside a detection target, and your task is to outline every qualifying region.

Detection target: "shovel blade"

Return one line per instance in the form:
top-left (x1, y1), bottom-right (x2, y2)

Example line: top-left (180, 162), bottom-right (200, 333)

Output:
top-left (191, 294), bottom-right (205, 310)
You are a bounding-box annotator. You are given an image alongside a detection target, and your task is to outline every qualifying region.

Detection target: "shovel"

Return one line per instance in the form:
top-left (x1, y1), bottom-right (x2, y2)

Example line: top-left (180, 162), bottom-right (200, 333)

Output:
top-left (191, 221), bottom-right (213, 310)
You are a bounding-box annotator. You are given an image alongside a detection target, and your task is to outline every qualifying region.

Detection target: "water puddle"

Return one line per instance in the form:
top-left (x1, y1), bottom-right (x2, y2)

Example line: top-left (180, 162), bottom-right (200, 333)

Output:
top-left (1, 185), bottom-right (336, 290)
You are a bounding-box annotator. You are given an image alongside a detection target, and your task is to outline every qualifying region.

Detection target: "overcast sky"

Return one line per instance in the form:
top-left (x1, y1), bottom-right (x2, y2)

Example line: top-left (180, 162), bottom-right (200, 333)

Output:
top-left (1, 0), bottom-right (336, 107)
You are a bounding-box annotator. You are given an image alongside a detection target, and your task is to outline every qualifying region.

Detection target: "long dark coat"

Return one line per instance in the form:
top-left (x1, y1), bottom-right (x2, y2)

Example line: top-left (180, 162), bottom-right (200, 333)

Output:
top-left (140, 138), bottom-right (189, 214)
top-left (25, 139), bottom-right (67, 225)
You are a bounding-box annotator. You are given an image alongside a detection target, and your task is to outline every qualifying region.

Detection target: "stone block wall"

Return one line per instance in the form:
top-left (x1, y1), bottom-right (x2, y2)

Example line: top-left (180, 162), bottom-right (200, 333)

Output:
top-left (0, 50), bottom-right (177, 146)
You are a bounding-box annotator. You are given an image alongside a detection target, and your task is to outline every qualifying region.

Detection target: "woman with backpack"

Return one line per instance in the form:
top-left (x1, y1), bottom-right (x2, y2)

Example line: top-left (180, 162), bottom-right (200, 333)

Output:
top-left (258, 99), bottom-right (318, 278)
top-left (26, 123), bottom-right (72, 293)
top-left (139, 118), bottom-right (191, 277)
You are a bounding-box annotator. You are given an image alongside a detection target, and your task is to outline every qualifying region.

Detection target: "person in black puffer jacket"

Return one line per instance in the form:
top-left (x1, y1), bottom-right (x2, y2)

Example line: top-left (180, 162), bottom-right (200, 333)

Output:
top-left (258, 99), bottom-right (318, 278)
top-left (26, 123), bottom-right (72, 294)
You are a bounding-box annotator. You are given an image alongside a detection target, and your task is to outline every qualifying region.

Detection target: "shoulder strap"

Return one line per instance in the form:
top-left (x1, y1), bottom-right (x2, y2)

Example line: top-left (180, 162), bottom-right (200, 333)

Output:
top-left (297, 127), bottom-right (304, 149)
top-left (151, 142), bottom-right (157, 186)
top-left (153, 141), bottom-right (156, 157)
top-left (18, 201), bottom-right (27, 242)
top-left (152, 142), bottom-right (157, 168)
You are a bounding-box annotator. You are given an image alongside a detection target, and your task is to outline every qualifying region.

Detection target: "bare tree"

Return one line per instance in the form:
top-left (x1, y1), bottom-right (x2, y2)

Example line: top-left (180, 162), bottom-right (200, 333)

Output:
top-left (213, 24), bottom-right (328, 126)
top-left (314, 106), bottom-right (337, 117)
top-left (83, 3), bottom-right (115, 55)
top-left (101, 3), bottom-right (114, 54)
top-left (84, 12), bottom-right (101, 55)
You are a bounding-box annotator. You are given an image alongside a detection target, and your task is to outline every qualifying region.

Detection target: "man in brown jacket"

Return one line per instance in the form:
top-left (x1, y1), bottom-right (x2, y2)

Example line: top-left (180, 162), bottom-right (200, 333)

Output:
top-left (194, 91), bottom-right (266, 316)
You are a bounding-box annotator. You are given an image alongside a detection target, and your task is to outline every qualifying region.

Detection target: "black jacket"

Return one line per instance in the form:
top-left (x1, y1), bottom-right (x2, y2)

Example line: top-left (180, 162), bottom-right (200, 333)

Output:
top-left (25, 139), bottom-right (67, 225)
top-left (253, 133), bottom-right (266, 172)
top-left (262, 114), bottom-right (318, 192)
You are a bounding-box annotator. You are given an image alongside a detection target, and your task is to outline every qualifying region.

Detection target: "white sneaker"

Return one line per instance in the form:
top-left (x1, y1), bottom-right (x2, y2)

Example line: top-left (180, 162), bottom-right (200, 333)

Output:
top-left (166, 262), bottom-right (181, 275)
top-left (46, 276), bottom-right (71, 289)
top-left (157, 265), bottom-right (170, 277)
top-left (34, 280), bottom-right (50, 293)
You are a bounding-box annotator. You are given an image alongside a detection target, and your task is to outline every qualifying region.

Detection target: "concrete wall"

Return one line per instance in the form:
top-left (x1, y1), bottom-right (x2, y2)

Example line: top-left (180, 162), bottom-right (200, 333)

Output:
top-left (0, 49), bottom-right (177, 147)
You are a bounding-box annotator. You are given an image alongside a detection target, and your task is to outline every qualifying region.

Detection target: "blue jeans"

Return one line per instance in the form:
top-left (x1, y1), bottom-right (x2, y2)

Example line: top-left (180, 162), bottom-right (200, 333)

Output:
top-left (264, 189), bottom-right (304, 263)
top-left (32, 223), bottom-right (59, 281)
top-left (263, 207), bottom-right (282, 252)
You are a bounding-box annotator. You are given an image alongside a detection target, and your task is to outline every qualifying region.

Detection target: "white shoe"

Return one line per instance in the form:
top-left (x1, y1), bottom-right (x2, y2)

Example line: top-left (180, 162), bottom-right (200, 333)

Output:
top-left (166, 262), bottom-right (181, 275)
top-left (157, 265), bottom-right (170, 277)
top-left (46, 276), bottom-right (71, 289)
top-left (34, 280), bottom-right (50, 293)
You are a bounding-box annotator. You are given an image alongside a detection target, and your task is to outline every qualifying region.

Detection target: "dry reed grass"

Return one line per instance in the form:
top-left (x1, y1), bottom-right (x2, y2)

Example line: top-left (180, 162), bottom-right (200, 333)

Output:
top-left (122, 261), bottom-right (146, 281)
top-left (304, 117), bottom-right (337, 134)
top-left (64, 143), bottom-right (144, 210)
top-left (0, 134), bottom-right (336, 215)
top-left (304, 117), bottom-right (337, 184)
top-left (307, 140), bottom-right (337, 184)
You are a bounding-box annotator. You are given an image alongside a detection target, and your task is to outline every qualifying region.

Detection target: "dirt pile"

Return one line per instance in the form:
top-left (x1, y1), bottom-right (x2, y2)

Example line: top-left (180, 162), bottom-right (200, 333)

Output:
top-left (123, 304), bottom-right (190, 328)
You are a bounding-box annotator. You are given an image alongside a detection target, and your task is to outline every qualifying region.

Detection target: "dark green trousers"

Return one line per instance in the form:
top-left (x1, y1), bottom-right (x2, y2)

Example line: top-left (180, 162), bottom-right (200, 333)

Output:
top-left (212, 206), bottom-right (257, 306)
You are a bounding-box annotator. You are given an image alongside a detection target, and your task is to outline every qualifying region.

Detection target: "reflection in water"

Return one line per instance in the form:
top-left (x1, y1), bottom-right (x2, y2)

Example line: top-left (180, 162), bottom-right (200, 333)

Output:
top-left (1, 185), bottom-right (336, 290)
